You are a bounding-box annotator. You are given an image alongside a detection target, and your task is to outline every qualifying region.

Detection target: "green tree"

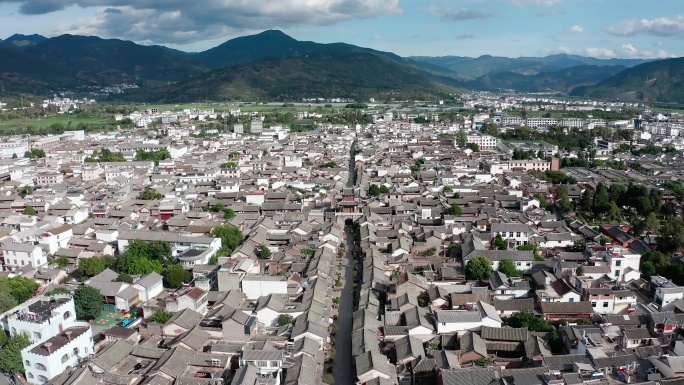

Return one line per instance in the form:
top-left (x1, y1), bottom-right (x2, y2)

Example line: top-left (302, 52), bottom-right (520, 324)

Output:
top-left (116, 273), bottom-right (133, 283)
top-left (212, 225), bottom-right (244, 255)
top-left (465, 256), bottom-right (493, 281)
top-left (456, 126), bottom-right (467, 147)
top-left (223, 208), bottom-right (236, 219)
top-left (138, 186), bottom-right (163, 200)
top-left (147, 309), bottom-right (173, 324)
top-left (498, 258), bottom-right (523, 278)
top-left (74, 286), bottom-right (102, 321)
top-left (0, 282), bottom-right (17, 314)
top-left (79, 257), bottom-right (106, 278)
top-left (0, 333), bottom-right (31, 373)
top-left (556, 186), bottom-right (573, 214)
top-left (208, 254), bottom-right (219, 265)
top-left (607, 202), bottom-right (621, 223)
top-left (659, 218), bottom-right (684, 254)
top-left (258, 245), bottom-right (271, 260)
top-left (506, 309), bottom-right (554, 332)
top-left (645, 212), bottom-right (660, 233)
top-left (368, 184), bottom-right (381, 196)
top-left (54, 255), bottom-right (70, 268)
top-left (18, 185), bottom-right (33, 198)
top-left (278, 314), bottom-right (295, 326)
top-left (443, 186), bottom-right (453, 194)
top-left (22, 206), bottom-right (36, 216)
top-left (379, 185), bottom-right (390, 194)
top-left (164, 265), bottom-right (192, 288)
top-left (494, 234), bottom-right (507, 250)
top-left (579, 189), bottom-right (593, 213)
top-left (592, 183), bottom-right (610, 215)
top-left (0, 277), bottom-right (39, 304)
top-left (447, 204), bottom-right (462, 216)
top-left (126, 240), bottom-right (172, 264)
top-left (576, 265), bottom-right (584, 276)
top-left (534, 193), bottom-right (547, 209)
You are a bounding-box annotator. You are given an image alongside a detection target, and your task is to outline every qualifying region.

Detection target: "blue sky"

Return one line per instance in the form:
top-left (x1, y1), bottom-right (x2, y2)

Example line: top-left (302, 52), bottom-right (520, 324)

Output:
top-left (0, 0), bottom-right (681, 58)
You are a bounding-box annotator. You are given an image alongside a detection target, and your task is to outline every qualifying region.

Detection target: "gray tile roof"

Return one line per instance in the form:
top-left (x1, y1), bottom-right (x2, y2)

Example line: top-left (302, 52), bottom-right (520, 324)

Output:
top-left (439, 368), bottom-right (502, 385)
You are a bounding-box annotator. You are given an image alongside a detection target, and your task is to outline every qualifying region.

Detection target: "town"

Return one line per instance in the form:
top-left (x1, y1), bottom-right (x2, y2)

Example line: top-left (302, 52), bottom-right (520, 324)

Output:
top-left (0, 96), bottom-right (683, 385)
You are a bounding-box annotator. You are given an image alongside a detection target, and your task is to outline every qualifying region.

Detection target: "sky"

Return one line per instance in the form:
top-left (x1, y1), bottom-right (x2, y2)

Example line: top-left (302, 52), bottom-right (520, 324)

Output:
top-left (0, 0), bottom-right (682, 59)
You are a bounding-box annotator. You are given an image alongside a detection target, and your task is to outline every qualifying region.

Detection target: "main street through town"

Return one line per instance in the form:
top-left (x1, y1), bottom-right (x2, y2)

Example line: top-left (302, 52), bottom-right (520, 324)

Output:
top-left (333, 142), bottom-right (357, 385)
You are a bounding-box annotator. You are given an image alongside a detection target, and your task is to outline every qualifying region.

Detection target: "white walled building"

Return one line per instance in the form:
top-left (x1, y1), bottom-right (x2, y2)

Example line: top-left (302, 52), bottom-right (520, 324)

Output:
top-left (5, 296), bottom-right (77, 342)
top-left (1, 242), bottom-right (46, 271)
top-left (241, 276), bottom-right (288, 300)
top-left (23, 322), bottom-right (94, 385)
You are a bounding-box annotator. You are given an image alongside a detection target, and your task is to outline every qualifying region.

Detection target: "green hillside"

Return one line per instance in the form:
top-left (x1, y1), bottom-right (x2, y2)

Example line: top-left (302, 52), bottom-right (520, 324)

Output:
top-left (0, 34), bottom-right (47, 50)
top-left (25, 35), bottom-right (208, 84)
top-left (0, 48), bottom-right (81, 94)
top-left (571, 57), bottom-right (684, 103)
top-left (193, 30), bottom-right (409, 70)
top-left (410, 54), bottom-right (649, 79)
top-left (127, 52), bottom-right (456, 102)
top-left (467, 65), bottom-right (626, 93)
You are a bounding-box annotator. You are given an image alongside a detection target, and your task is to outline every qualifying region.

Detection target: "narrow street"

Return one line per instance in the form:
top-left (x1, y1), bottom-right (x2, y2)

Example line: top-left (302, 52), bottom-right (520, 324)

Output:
top-left (332, 142), bottom-right (357, 385)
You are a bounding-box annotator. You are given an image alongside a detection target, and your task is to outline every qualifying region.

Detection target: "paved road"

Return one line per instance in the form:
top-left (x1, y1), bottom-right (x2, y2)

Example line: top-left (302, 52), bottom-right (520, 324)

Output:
top-left (333, 142), bottom-right (357, 385)
top-left (333, 225), bottom-right (355, 385)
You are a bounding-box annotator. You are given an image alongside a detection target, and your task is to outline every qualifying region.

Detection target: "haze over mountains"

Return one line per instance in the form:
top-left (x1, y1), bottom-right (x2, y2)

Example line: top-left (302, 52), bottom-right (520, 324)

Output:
top-left (0, 30), bottom-right (681, 103)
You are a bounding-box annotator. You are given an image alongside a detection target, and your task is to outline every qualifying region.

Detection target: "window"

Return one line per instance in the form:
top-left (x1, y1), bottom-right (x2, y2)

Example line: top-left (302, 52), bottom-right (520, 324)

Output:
top-left (27, 373), bottom-right (33, 379)
top-left (545, 298), bottom-right (551, 302)
top-left (270, 361), bottom-right (280, 368)
top-left (25, 360), bottom-right (30, 367)
top-left (603, 302), bottom-right (609, 308)
top-left (615, 260), bottom-right (621, 267)
top-left (36, 363), bottom-right (46, 371)
top-left (64, 311), bottom-right (71, 319)
top-left (73, 347), bottom-right (79, 357)
top-left (569, 298), bottom-right (574, 302)
top-left (11, 327), bottom-right (16, 336)
top-left (615, 270), bottom-right (620, 277)
top-left (516, 232), bottom-right (521, 238)
top-left (61, 354), bottom-right (69, 363)
top-left (37, 375), bottom-right (48, 382)
top-left (591, 302), bottom-right (597, 307)
top-left (516, 262), bottom-right (521, 266)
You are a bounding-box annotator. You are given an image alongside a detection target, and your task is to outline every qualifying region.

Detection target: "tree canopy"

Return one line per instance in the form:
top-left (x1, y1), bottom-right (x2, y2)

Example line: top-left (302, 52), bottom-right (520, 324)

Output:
top-left (498, 258), bottom-right (523, 278)
top-left (22, 206), bottom-right (36, 216)
top-left (660, 218), bottom-right (684, 254)
top-left (74, 286), bottom-right (102, 321)
top-left (138, 186), bottom-right (164, 200)
top-left (147, 309), bottom-right (173, 324)
top-left (164, 265), bottom-right (192, 288)
top-left (211, 225), bottom-right (244, 256)
top-left (0, 333), bottom-right (31, 373)
top-left (465, 256), bottom-right (493, 281)
top-left (0, 277), bottom-right (39, 304)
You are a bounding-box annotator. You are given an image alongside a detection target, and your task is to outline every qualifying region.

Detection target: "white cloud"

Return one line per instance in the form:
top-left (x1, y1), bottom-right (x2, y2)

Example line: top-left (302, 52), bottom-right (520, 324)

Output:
top-left (509, 0), bottom-right (565, 7)
top-left (605, 15), bottom-right (684, 37)
top-left (426, 5), bottom-right (494, 21)
top-left (584, 47), bottom-right (617, 58)
top-left (15, 0), bottom-right (401, 45)
top-left (555, 46), bottom-right (572, 54)
top-left (568, 24), bottom-right (583, 33)
top-left (369, 34), bottom-right (382, 40)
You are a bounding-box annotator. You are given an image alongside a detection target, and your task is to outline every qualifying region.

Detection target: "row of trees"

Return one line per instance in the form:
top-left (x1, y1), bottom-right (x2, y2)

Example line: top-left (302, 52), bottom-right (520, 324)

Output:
top-left (134, 149), bottom-right (171, 163)
top-left (78, 240), bottom-right (193, 288)
top-left (465, 256), bottom-right (523, 281)
top-left (85, 148), bottom-right (126, 162)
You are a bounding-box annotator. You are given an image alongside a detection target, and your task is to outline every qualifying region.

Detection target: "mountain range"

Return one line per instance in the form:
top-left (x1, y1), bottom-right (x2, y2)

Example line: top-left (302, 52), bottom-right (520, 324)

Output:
top-left (0, 30), bottom-right (682, 103)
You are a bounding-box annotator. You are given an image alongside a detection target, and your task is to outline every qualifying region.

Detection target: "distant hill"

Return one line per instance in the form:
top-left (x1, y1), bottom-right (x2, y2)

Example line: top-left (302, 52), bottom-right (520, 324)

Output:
top-left (571, 57), bottom-right (684, 103)
top-left (410, 54), bottom-right (650, 79)
top-left (193, 29), bottom-right (408, 69)
top-left (24, 35), bottom-right (208, 84)
top-left (0, 34), bottom-right (47, 50)
top-left (466, 65), bottom-right (627, 93)
top-left (0, 48), bottom-right (80, 94)
top-left (127, 52), bottom-right (457, 102)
